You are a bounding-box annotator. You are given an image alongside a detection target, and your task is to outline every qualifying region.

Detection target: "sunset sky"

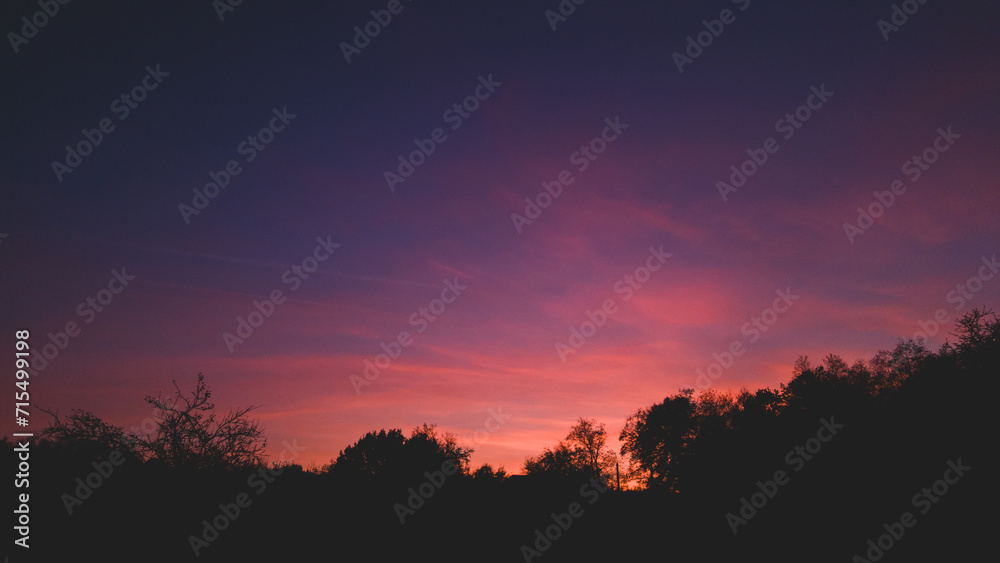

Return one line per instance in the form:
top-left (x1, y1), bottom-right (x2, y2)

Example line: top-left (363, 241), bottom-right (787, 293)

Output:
top-left (2, 0), bottom-right (997, 472)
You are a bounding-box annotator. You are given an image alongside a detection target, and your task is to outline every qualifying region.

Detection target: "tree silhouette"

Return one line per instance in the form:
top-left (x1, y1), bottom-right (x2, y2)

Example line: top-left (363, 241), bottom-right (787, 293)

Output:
top-left (523, 442), bottom-right (584, 479)
top-left (38, 407), bottom-right (138, 461)
top-left (947, 307), bottom-right (999, 369)
top-left (731, 387), bottom-right (783, 431)
top-left (472, 463), bottom-right (508, 481)
top-left (326, 424), bottom-right (472, 482)
top-left (36, 373), bottom-right (265, 470)
top-left (139, 373), bottom-right (267, 470)
top-left (408, 423), bottom-right (474, 474)
top-left (524, 417), bottom-right (617, 483)
top-left (866, 339), bottom-right (927, 395)
top-left (565, 417), bottom-right (617, 481)
top-left (13, 308), bottom-right (995, 561)
top-left (619, 391), bottom-right (696, 491)
top-left (324, 428), bottom-right (407, 478)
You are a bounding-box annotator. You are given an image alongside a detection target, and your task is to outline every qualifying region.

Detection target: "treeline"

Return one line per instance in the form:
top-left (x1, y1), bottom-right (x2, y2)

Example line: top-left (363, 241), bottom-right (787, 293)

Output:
top-left (5, 309), bottom-right (996, 562)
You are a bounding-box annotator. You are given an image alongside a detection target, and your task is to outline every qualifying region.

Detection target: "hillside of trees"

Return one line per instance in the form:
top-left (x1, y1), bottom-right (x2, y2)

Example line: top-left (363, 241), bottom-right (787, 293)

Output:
top-left (5, 309), bottom-right (996, 562)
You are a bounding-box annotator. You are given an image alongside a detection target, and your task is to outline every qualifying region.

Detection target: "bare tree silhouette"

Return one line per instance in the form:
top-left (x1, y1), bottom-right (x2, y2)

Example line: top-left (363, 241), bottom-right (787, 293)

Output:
top-left (138, 373), bottom-right (267, 470)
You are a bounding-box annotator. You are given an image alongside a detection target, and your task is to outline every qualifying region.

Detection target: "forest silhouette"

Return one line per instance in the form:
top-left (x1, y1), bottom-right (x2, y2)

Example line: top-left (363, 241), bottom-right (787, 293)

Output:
top-left (6, 309), bottom-right (995, 562)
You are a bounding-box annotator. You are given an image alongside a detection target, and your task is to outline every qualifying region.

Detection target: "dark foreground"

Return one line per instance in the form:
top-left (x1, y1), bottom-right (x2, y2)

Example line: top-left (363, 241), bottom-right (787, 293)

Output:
top-left (8, 316), bottom-right (997, 562)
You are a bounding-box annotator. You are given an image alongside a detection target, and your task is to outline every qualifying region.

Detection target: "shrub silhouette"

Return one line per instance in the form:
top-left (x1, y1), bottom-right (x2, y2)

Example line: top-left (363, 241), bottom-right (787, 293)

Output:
top-left (325, 423), bottom-right (472, 484)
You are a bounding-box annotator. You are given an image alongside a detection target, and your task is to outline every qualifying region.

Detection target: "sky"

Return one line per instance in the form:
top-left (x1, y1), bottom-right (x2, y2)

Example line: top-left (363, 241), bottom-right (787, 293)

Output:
top-left (1, 0), bottom-right (998, 473)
